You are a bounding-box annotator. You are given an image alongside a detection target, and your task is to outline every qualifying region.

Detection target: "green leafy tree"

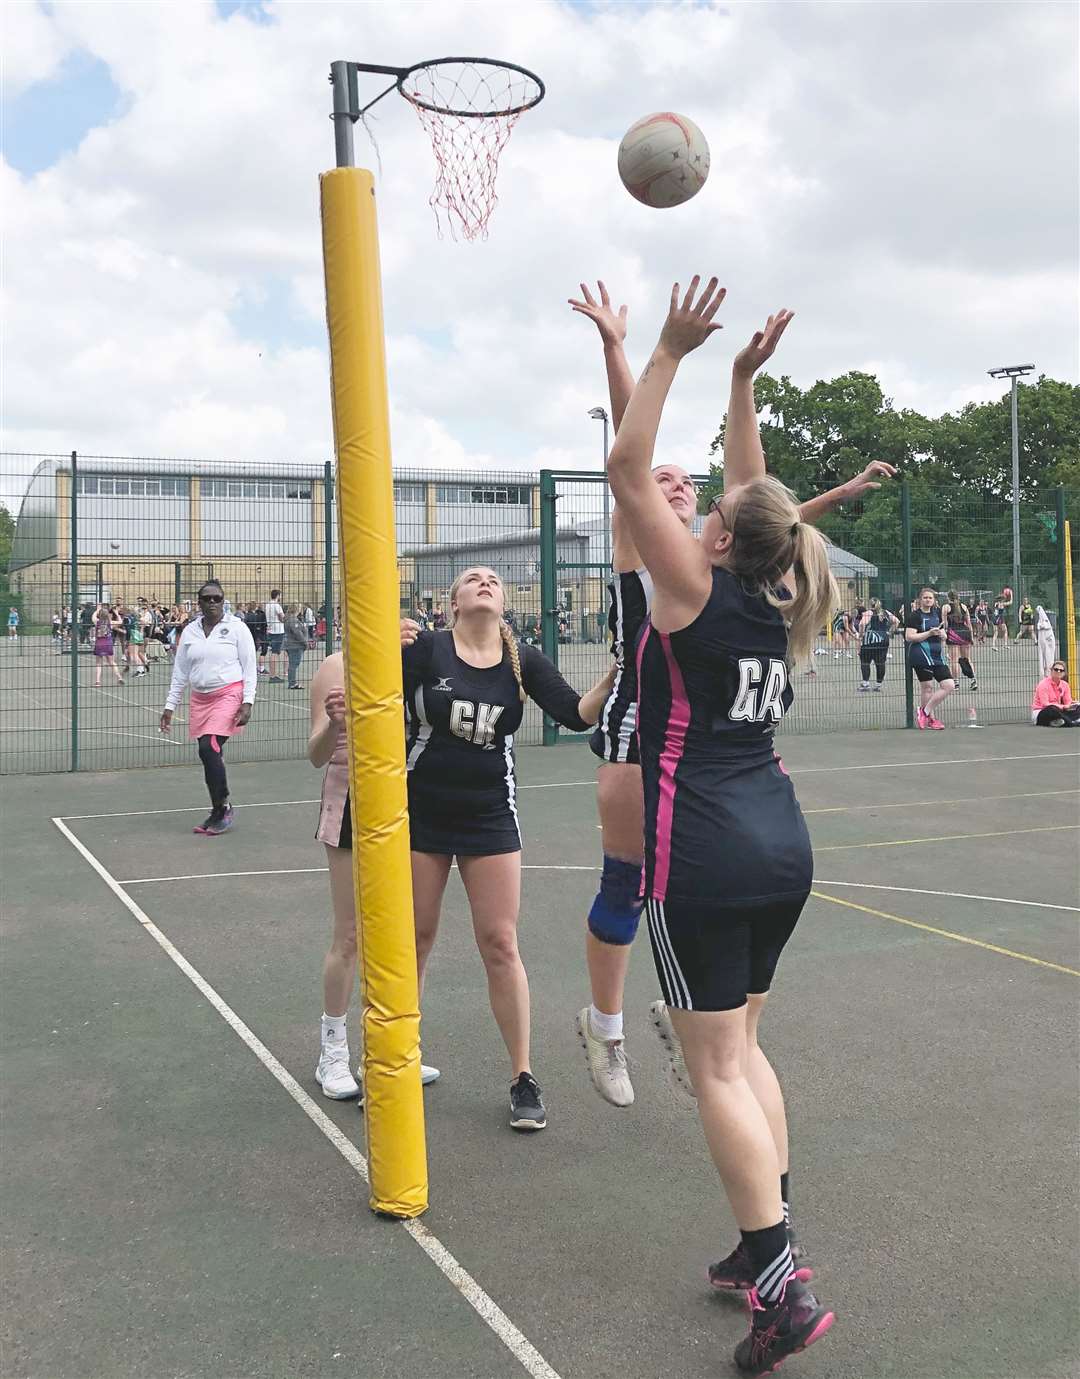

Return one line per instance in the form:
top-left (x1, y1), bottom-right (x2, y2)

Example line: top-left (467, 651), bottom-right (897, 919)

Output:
top-left (0, 504), bottom-right (15, 579)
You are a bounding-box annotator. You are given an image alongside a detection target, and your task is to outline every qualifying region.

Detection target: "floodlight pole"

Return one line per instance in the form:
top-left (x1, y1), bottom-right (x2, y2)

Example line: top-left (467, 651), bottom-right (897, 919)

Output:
top-left (988, 363), bottom-right (1034, 605)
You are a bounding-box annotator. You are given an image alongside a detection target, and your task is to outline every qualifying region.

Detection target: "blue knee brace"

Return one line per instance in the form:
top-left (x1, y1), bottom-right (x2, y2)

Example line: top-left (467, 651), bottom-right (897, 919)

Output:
top-left (588, 855), bottom-right (644, 946)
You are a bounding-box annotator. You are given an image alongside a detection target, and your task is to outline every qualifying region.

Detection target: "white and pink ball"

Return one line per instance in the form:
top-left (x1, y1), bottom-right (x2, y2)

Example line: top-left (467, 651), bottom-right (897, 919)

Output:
top-left (617, 112), bottom-right (710, 209)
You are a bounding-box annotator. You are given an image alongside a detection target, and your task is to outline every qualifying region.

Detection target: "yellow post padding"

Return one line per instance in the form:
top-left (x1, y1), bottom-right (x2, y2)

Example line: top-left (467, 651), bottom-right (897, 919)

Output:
top-left (319, 167), bottom-right (427, 1218)
top-left (1065, 520), bottom-right (1077, 690)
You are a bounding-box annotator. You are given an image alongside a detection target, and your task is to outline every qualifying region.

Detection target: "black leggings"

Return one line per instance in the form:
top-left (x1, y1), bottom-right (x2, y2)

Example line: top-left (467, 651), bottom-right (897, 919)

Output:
top-left (859, 645), bottom-right (888, 682)
top-left (1035, 706), bottom-right (1080, 727)
top-left (197, 734), bottom-right (231, 807)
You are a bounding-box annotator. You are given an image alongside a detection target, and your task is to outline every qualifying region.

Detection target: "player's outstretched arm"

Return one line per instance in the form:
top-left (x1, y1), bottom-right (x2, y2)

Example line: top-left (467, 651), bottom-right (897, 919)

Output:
top-left (724, 310), bottom-right (794, 492)
top-left (798, 461), bottom-right (898, 525)
top-left (568, 280), bottom-right (634, 431)
top-left (607, 276), bottom-right (723, 613)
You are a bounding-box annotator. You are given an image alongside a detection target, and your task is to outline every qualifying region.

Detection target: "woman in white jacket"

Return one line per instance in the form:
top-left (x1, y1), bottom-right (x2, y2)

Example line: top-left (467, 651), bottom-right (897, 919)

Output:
top-left (160, 580), bottom-right (257, 835)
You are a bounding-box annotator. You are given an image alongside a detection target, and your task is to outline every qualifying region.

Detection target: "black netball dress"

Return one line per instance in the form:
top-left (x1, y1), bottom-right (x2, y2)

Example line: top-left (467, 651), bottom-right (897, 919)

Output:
top-left (403, 630), bottom-right (590, 855)
top-left (590, 568), bottom-right (653, 766)
top-left (634, 569), bottom-right (812, 1012)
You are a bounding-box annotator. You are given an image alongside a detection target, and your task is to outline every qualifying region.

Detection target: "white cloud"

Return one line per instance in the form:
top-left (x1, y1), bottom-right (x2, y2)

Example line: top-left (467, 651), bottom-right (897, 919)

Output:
top-left (2, 0), bottom-right (1077, 481)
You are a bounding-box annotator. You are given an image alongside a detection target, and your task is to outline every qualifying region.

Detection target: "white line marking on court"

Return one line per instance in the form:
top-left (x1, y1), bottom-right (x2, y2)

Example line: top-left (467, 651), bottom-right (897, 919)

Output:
top-left (817, 824), bottom-right (1078, 852)
top-left (813, 880), bottom-right (1080, 913)
top-left (803, 788), bottom-right (1079, 816)
top-left (51, 817), bottom-right (563, 1379)
top-left (122, 863), bottom-right (602, 885)
top-left (38, 664), bottom-right (170, 720)
top-left (512, 752), bottom-right (1078, 789)
top-left (63, 799), bottom-right (322, 821)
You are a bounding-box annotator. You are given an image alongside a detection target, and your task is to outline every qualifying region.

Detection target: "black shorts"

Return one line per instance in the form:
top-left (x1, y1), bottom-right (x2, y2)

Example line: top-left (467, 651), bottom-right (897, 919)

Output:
top-left (912, 662), bottom-right (954, 683)
top-left (644, 894), bottom-right (807, 1012)
top-left (589, 676), bottom-right (640, 764)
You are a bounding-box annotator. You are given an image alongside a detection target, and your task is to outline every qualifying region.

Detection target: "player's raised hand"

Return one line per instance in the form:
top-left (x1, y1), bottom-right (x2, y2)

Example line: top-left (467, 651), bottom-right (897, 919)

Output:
top-left (733, 310), bottom-right (795, 378)
top-left (843, 461), bottom-right (898, 499)
top-left (568, 281), bottom-right (628, 348)
top-left (658, 276), bottom-right (726, 359)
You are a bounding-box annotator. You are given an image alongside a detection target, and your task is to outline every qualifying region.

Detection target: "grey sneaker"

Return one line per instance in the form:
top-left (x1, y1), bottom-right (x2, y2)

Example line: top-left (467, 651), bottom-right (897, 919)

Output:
top-left (649, 1000), bottom-right (695, 1102)
top-left (201, 806), bottom-right (234, 836)
top-left (576, 1007), bottom-right (634, 1107)
top-left (509, 1072), bottom-right (546, 1131)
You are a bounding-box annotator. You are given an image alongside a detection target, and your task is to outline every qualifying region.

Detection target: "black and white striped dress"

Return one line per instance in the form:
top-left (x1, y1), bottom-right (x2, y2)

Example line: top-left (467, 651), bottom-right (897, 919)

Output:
top-left (590, 568), bottom-right (653, 766)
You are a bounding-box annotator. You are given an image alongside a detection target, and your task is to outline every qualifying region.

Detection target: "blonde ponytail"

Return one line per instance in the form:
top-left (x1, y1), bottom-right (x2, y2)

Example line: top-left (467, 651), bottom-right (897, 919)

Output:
top-left (499, 619), bottom-right (527, 702)
top-left (724, 476), bottom-right (839, 666)
top-left (783, 523), bottom-right (839, 664)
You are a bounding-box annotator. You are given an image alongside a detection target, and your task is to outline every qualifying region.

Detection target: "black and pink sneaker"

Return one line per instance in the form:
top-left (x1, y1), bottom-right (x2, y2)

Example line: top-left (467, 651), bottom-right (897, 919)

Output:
top-left (734, 1276), bottom-right (834, 1374)
top-left (708, 1241), bottom-right (812, 1293)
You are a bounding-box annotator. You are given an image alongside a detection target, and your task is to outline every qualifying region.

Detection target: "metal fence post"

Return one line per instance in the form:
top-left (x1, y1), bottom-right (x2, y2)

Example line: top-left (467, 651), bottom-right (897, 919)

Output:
top-left (901, 480), bottom-right (914, 729)
top-left (1056, 486), bottom-right (1070, 671)
top-left (174, 564), bottom-right (181, 606)
top-left (69, 451), bottom-right (79, 771)
top-left (539, 469), bottom-right (558, 745)
top-left (324, 460), bottom-right (335, 656)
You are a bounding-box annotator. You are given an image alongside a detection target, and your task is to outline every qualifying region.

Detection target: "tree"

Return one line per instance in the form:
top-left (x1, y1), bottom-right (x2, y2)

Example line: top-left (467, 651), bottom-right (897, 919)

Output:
top-left (0, 504), bottom-right (14, 579)
top-left (702, 373), bottom-right (1080, 580)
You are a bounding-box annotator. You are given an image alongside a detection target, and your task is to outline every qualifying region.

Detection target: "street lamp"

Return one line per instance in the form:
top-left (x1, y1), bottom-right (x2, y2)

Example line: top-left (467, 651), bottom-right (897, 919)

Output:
top-left (988, 364), bottom-right (1035, 609)
top-left (588, 406), bottom-right (611, 572)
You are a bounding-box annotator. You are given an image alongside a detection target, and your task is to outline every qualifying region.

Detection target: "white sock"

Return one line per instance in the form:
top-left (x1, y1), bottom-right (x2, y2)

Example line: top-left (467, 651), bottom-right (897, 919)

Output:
top-left (589, 1004), bottom-right (623, 1041)
top-left (321, 1013), bottom-right (347, 1045)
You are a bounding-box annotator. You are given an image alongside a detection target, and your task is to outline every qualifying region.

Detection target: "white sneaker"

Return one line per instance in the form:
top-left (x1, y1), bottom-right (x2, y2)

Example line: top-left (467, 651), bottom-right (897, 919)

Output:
top-left (576, 1007), bottom-right (634, 1107)
top-left (315, 1039), bottom-right (360, 1099)
top-left (648, 1000), bottom-right (696, 1103)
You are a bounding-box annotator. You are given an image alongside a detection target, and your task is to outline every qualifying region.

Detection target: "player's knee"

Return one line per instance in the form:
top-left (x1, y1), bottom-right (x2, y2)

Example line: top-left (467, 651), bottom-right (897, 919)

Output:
top-left (588, 855), bottom-right (644, 946)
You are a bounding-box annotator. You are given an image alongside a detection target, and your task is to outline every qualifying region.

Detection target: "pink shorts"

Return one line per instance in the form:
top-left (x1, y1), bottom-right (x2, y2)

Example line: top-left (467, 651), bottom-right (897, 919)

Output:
top-left (188, 681), bottom-right (245, 740)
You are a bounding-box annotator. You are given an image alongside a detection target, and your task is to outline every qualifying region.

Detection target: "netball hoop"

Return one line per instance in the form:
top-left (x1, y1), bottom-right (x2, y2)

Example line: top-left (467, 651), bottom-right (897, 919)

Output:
top-left (329, 57), bottom-right (545, 240)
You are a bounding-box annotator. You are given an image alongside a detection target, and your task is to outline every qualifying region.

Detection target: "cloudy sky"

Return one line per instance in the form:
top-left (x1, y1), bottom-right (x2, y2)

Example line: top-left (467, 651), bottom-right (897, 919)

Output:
top-left (3, 0), bottom-right (1077, 485)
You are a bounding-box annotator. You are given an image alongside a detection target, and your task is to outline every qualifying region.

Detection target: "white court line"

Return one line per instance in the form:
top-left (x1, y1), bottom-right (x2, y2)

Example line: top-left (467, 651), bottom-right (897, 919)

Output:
top-left (63, 799), bottom-right (323, 821)
top-left (813, 879), bottom-right (1080, 914)
top-left (122, 863), bottom-right (599, 885)
top-left (51, 817), bottom-right (562, 1379)
top-left (515, 751), bottom-right (1078, 789)
top-left (37, 663), bottom-right (169, 720)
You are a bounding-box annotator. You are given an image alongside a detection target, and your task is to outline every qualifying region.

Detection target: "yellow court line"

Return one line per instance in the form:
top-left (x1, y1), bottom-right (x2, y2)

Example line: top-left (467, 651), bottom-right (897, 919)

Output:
top-left (804, 789), bottom-right (1078, 816)
top-left (810, 890), bottom-right (1080, 977)
top-left (816, 824), bottom-right (1078, 852)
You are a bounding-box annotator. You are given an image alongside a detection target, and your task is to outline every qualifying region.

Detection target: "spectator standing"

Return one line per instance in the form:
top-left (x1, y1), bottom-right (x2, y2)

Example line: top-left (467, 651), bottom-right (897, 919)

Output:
top-left (263, 590), bottom-right (284, 681)
top-left (7, 606), bottom-right (19, 640)
top-left (284, 604), bottom-right (309, 690)
top-left (51, 610), bottom-right (63, 650)
top-left (1035, 605), bottom-right (1057, 679)
top-left (303, 603), bottom-right (317, 639)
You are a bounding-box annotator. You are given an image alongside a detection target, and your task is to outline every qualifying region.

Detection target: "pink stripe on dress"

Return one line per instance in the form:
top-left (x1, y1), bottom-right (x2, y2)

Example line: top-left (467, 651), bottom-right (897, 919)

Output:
top-left (637, 625), bottom-right (691, 902)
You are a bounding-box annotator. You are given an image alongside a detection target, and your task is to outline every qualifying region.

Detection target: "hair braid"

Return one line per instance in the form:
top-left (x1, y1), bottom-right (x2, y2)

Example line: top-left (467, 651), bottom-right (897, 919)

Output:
top-left (500, 620), bottom-right (527, 702)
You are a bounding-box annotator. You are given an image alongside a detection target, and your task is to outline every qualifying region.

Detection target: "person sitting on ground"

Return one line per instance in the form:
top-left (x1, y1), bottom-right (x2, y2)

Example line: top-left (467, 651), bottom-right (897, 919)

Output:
top-left (1031, 661), bottom-right (1080, 727)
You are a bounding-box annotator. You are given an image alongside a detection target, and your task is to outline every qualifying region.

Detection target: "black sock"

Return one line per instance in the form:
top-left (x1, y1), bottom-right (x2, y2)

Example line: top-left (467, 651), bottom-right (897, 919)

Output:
top-left (740, 1221), bottom-right (793, 1303)
top-left (780, 1171), bottom-right (791, 1226)
top-left (959, 656), bottom-right (974, 679)
top-left (210, 800), bottom-right (228, 820)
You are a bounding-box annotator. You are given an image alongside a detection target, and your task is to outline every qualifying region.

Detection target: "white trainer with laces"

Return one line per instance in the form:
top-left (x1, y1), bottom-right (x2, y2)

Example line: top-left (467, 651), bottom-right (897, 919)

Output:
top-left (649, 1000), bottom-right (696, 1103)
top-left (315, 1039), bottom-right (360, 1100)
top-left (576, 1007), bottom-right (634, 1107)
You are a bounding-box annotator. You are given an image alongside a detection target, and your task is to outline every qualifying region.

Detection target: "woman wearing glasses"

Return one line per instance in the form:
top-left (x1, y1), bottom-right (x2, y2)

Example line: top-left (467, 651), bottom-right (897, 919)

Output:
top-left (607, 277), bottom-right (840, 1375)
top-left (569, 281), bottom-right (894, 1115)
top-left (159, 580), bottom-right (257, 835)
top-left (1032, 660), bottom-right (1079, 727)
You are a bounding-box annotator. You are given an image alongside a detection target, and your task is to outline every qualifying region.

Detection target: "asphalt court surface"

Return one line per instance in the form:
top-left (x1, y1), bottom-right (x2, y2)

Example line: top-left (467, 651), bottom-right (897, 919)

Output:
top-left (3, 726), bottom-right (1078, 1378)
